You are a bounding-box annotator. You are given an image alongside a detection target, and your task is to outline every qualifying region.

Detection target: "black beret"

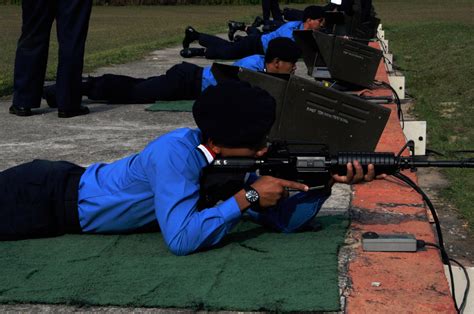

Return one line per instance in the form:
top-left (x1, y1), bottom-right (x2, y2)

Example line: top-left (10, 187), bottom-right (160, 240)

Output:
top-left (193, 81), bottom-right (276, 148)
top-left (265, 37), bottom-right (302, 63)
top-left (302, 5), bottom-right (325, 21)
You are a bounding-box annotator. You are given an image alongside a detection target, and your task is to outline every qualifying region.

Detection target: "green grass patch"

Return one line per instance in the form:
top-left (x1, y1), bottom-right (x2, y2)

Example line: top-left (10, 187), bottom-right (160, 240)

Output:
top-left (0, 216), bottom-right (348, 311)
top-left (374, 0), bottom-right (474, 229)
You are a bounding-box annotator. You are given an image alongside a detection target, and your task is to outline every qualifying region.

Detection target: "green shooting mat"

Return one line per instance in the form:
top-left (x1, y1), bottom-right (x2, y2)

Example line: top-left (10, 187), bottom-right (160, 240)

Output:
top-left (0, 216), bottom-right (348, 312)
top-left (145, 100), bottom-right (193, 112)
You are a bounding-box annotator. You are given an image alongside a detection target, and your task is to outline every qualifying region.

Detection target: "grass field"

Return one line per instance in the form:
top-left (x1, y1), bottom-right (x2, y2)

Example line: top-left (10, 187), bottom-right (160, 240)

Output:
top-left (373, 0), bottom-right (474, 230)
top-left (0, 1), bottom-right (473, 230)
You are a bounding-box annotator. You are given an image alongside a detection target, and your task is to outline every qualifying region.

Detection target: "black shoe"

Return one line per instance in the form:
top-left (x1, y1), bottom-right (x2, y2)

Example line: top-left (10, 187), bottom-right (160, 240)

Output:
top-left (42, 85), bottom-right (58, 108)
top-left (227, 20), bottom-right (246, 41)
top-left (58, 105), bottom-right (90, 118)
top-left (180, 48), bottom-right (205, 58)
top-left (182, 26), bottom-right (199, 49)
top-left (9, 105), bottom-right (32, 117)
top-left (251, 16), bottom-right (264, 28)
top-left (228, 29), bottom-right (235, 42)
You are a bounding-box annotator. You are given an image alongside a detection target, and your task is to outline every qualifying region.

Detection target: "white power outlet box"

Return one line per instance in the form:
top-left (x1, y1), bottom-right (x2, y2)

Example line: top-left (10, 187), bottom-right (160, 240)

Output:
top-left (378, 29), bottom-right (385, 40)
top-left (388, 74), bottom-right (405, 100)
top-left (402, 121), bottom-right (427, 155)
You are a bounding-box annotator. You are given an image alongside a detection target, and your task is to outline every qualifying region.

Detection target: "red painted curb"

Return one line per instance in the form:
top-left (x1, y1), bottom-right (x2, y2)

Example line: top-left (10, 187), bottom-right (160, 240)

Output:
top-left (345, 43), bottom-right (455, 313)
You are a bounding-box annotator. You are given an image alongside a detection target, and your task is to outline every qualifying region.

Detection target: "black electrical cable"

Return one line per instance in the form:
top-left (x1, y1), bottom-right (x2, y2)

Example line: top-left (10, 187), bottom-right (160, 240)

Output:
top-left (396, 141), bottom-right (412, 158)
top-left (373, 36), bottom-right (403, 124)
top-left (374, 80), bottom-right (404, 128)
top-left (382, 55), bottom-right (404, 72)
top-left (370, 37), bottom-right (405, 126)
top-left (417, 241), bottom-right (470, 313)
top-left (450, 258), bottom-right (471, 313)
top-left (425, 149), bottom-right (474, 157)
top-left (392, 172), bottom-right (463, 313)
top-left (449, 150), bottom-right (474, 154)
top-left (382, 56), bottom-right (418, 73)
top-left (377, 37), bottom-right (388, 52)
top-left (425, 148), bottom-right (446, 157)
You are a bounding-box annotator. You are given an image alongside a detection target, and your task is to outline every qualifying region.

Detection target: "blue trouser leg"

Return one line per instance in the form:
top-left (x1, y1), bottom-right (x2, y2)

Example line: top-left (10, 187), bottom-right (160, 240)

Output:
top-left (55, 0), bottom-right (92, 111)
top-left (246, 191), bottom-right (330, 233)
top-left (0, 160), bottom-right (84, 240)
top-left (246, 27), bottom-right (262, 36)
top-left (269, 0), bottom-right (283, 22)
top-left (262, 0), bottom-right (283, 22)
top-left (262, 0), bottom-right (271, 22)
top-left (200, 33), bottom-right (264, 60)
top-left (198, 33), bottom-right (230, 47)
top-left (86, 63), bottom-right (203, 103)
top-left (12, 0), bottom-right (55, 109)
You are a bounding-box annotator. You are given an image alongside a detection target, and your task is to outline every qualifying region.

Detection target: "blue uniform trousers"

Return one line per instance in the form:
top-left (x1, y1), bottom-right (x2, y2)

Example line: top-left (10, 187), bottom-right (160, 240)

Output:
top-left (262, 0), bottom-right (283, 23)
top-left (199, 33), bottom-right (264, 60)
top-left (12, 0), bottom-right (92, 111)
top-left (0, 160), bottom-right (84, 240)
top-left (85, 62), bottom-right (203, 104)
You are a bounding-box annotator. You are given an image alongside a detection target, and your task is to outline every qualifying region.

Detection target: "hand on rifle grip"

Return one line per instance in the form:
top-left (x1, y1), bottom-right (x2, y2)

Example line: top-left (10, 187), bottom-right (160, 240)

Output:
top-left (331, 161), bottom-right (386, 185)
top-left (252, 176), bottom-right (309, 208)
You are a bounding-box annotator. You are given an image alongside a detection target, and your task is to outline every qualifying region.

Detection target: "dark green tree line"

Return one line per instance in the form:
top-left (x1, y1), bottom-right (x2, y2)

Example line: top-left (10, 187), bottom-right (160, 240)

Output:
top-left (1, 0), bottom-right (315, 5)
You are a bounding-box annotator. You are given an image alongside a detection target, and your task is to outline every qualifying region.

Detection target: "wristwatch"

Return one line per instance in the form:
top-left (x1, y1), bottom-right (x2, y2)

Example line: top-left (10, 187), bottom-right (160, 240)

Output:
top-left (244, 185), bottom-right (260, 205)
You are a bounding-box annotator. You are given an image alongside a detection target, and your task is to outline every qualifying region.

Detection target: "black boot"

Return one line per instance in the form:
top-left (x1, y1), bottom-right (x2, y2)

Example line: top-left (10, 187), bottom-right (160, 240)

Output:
top-left (58, 105), bottom-right (90, 118)
top-left (182, 26), bottom-right (200, 49)
top-left (9, 105), bottom-right (32, 116)
top-left (251, 16), bottom-right (264, 28)
top-left (227, 21), bottom-right (246, 41)
top-left (180, 48), bottom-right (205, 58)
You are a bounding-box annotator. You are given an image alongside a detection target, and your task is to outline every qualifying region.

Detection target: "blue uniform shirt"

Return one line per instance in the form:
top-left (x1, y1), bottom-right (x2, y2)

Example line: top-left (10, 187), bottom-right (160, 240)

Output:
top-left (200, 55), bottom-right (266, 91)
top-left (260, 21), bottom-right (304, 52)
top-left (78, 128), bottom-right (329, 255)
top-left (78, 128), bottom-right (242, 256)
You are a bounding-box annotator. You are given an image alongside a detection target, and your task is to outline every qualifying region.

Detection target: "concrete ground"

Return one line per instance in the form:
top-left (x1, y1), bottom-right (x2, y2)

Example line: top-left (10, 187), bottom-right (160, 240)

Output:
top-left (0, 39), bottom-right (351, 312)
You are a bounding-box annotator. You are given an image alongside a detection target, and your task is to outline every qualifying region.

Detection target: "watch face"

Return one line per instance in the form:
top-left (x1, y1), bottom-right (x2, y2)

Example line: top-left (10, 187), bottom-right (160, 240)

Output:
top-left (245, 189), bottom-right (259, 203)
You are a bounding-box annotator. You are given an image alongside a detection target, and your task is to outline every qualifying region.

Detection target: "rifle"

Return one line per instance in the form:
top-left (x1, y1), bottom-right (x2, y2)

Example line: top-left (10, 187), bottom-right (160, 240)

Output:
top-left (205, 140), bottom-right (474, 190)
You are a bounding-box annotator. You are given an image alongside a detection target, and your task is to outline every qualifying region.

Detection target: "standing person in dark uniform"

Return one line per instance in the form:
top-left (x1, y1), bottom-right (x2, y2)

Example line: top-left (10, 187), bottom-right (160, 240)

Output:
top-left (0, 81), bottom-right (380, 256)
top-left (9, 0), bottom-right (92, 118)
top-left (262, 0), bottom-right (283, 25)
top-left (43, 38), bottom-right (301, 105)
top-left (180, 5), bottom-right (326, 60)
